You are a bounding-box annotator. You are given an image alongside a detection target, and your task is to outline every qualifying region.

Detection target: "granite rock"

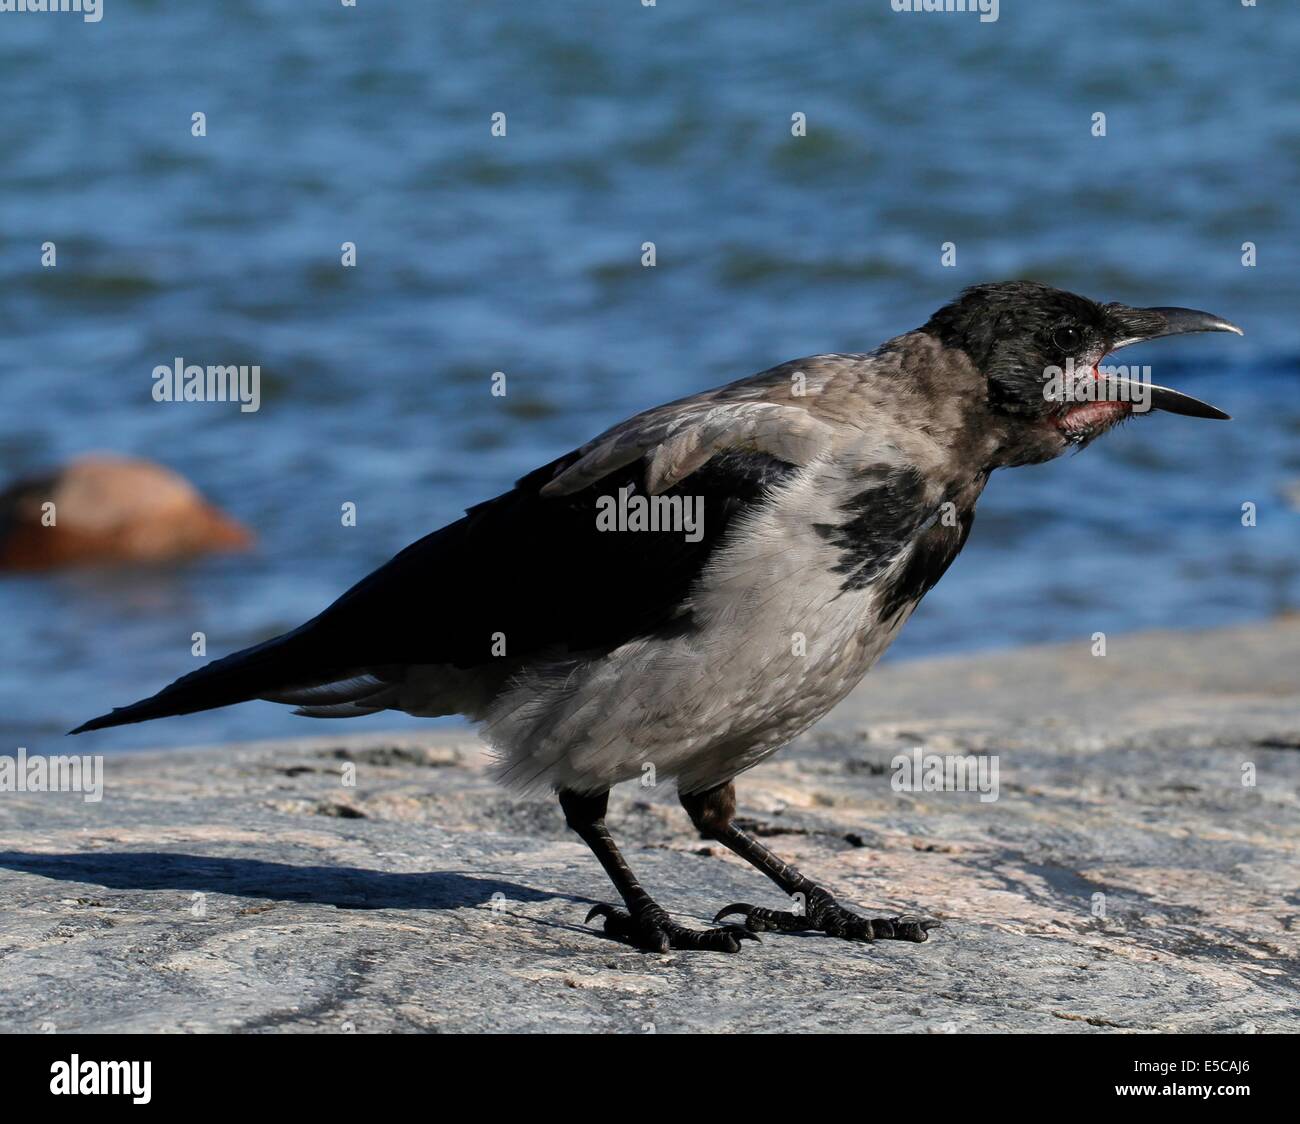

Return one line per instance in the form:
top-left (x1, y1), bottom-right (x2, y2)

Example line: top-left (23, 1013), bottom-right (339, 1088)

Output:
top-left (1, 621), bottom-right (1297, 1033)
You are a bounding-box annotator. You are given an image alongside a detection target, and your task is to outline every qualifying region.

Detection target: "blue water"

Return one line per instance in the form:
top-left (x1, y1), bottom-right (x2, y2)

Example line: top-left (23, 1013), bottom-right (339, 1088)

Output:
top-left (1, 1), bottom-right (1297, 751)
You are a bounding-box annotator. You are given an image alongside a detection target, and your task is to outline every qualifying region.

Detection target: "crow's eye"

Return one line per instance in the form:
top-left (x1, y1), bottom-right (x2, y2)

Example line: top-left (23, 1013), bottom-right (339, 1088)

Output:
top-left (1052, 325), bottom-right (1083, 352)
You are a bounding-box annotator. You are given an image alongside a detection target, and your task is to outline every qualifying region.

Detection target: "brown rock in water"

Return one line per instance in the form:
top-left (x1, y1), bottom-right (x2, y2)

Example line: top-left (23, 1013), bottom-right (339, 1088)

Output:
top-left (0, 454), bottom-right (252, 570)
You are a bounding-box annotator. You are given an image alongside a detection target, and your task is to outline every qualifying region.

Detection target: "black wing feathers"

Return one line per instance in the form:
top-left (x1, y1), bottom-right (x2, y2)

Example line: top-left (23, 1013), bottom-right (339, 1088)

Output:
top-left (70, 451), bottom-right (796, 733)
top-left (292, 449), bottom-right (796, 667)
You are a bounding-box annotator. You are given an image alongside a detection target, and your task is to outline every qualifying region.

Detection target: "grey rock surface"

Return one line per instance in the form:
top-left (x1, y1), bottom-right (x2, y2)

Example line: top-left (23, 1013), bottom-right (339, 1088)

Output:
top-left (1, 620), bottom-right (1297, 1033)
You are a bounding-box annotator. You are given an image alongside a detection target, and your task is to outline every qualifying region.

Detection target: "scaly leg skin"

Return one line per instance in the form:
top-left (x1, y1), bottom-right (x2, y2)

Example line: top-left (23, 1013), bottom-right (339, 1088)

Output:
top-left (680, 783), bottom-right (940, 944)
top-left (560, 788), bottom-right (758, 953)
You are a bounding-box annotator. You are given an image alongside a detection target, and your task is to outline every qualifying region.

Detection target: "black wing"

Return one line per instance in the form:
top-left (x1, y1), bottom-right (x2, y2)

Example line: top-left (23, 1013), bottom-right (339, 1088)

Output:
top-left (70, 450), bottom-right (796, 733)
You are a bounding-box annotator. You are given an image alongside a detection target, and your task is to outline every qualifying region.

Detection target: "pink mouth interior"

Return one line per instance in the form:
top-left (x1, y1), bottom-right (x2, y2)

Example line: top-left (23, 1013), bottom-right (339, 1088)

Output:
top-left (1056, 360), bottom-right (1133, 434)
top-left (1059, 399), bottom-right (1132, 434)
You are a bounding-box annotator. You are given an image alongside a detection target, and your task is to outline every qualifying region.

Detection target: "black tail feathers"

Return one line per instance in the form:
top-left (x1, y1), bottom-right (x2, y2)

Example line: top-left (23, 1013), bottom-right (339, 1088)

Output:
top-left (69, 629), bottom-right (313, 734)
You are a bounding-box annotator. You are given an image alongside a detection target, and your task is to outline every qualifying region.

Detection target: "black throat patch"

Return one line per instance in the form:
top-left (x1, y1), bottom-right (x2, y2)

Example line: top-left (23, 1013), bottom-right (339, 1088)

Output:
top-left (813, 465), bottom-right (931, 592)
top-left (814, 464), bottom-right (978, 617)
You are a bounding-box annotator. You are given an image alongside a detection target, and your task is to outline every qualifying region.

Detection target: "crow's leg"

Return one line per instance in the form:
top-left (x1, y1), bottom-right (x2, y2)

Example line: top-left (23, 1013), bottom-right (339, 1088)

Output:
top-left (559, 788), bottom-right (758, 953)
top-left (680, 782), bottom-right (939, 943)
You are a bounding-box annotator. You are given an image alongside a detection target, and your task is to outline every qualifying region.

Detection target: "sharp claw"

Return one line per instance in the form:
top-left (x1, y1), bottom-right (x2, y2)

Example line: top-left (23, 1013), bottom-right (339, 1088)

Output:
top-left (585, 903), bottom-right (617, 925)
top-left (885, 915), bottom-right (941, 942)
top-left (713, 903), bottom-right (750, 923)
top-left (722, 923), bottom-right (761, 943)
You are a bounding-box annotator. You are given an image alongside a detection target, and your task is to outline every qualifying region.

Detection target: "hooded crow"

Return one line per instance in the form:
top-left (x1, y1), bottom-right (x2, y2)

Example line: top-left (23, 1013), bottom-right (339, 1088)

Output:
top-left (72, 281), bottom-right (1242, 953)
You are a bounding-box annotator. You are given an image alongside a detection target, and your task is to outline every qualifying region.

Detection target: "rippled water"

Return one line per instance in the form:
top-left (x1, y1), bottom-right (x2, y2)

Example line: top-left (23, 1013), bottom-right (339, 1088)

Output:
top-left (1, 1), bottom-right (1297, 751)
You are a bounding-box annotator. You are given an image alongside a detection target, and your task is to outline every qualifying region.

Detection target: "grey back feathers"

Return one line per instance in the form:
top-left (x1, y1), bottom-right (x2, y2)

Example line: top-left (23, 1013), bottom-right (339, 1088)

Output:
top-left (541, 368), bottom-right (840, 497)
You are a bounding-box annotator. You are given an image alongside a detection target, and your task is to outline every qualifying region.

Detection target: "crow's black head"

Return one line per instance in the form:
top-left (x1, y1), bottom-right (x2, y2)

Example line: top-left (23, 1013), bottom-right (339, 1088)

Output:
top-left (923, 281), bottom-right (1241, 460)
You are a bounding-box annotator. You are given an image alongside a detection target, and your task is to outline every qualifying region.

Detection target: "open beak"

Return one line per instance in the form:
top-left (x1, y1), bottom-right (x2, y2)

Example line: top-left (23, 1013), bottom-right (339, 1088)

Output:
top-left (1099, 304), bottom-right (1243, 420)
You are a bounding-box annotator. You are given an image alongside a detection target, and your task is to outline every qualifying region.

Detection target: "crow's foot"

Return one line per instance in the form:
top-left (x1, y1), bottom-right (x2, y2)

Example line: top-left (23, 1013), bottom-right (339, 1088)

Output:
top-left (584, 902), bottom-right (759, 953)
top-left (714, 886), bottom-right (939, 943)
